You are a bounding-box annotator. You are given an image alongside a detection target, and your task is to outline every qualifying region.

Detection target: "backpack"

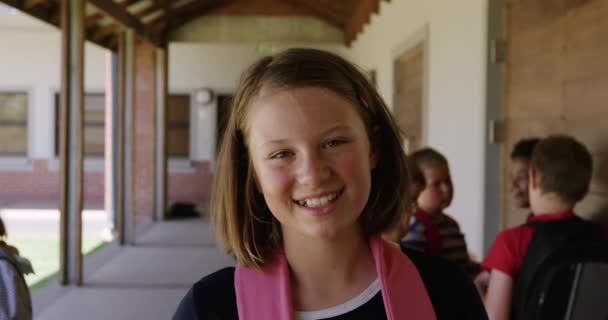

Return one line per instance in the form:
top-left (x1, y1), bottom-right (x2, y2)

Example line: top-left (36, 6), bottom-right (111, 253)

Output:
top-left (166, 202), bottom-right (200, 219)
top-left (0, 248), bottom-right (32, 320)
top-left (512, 217), bottom-right (608, 320)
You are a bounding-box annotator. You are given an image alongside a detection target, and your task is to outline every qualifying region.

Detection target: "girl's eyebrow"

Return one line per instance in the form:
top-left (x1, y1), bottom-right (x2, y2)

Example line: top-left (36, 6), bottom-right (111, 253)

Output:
top-left (321, 124), bottom-right (353, 136)
top-left (256, 125), bottom-right (354, 149)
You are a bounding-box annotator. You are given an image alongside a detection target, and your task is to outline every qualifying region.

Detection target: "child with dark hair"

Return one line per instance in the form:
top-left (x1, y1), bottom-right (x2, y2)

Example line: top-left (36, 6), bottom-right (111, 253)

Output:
top-left (475, 138), bottom-right (541, 294)
top-left (510, 138), bottom-right (540, 209)
top-left (401, 148), bottom-right (479, 277)
top-left (173, 48), bottom-right (486, 319)
top-left (482, 135), bottom-right (600, 320)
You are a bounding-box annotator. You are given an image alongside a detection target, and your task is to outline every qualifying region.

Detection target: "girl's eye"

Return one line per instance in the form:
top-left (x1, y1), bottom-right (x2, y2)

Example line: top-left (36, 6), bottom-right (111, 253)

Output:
top-left (270, 151), bottom-right (292, 159)
top-left (324, 139), bottom-right (347, 148)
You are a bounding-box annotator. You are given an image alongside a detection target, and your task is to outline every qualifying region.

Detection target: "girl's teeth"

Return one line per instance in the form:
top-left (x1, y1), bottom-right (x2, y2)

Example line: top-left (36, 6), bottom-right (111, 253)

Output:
top-left (300, 192), bottom-right (339, 208)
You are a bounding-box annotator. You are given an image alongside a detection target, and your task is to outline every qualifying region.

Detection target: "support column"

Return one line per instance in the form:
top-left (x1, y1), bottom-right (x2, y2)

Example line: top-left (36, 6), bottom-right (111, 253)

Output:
top-left (122, 29), bottom-right (136, 245)
top-left (104, 46), bottom-right (124, 240)
top-left (59, 0), bottom-right (84, 285)
top-left (153, 46), bottom-right (168, 221)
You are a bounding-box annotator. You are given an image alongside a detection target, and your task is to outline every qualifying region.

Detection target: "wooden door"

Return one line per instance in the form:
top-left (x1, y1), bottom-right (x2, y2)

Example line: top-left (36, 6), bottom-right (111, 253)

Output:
top-left (394, 43), bottom-right (424, 153)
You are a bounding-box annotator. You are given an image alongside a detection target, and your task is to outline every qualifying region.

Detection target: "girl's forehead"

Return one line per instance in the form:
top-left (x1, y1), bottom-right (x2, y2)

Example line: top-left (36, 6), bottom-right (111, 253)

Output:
top-left (422, 165), bottom-right (450, 179)
top-left (244, 87), bottom-right (368, 143)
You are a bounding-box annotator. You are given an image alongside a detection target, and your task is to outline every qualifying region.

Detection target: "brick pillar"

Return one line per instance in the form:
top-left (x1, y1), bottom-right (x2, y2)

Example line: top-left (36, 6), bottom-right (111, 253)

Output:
top-left (133, 39), bottom-right (155, 221)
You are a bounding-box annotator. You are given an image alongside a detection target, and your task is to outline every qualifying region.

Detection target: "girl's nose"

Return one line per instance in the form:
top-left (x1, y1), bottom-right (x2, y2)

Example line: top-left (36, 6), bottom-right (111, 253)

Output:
top-left (297, 152), bottom-right (331, 187)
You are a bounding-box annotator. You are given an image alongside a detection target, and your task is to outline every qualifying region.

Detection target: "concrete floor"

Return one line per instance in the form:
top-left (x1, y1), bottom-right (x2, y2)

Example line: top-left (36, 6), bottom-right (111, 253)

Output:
top-left (32, 218), bottom-right (235, 320)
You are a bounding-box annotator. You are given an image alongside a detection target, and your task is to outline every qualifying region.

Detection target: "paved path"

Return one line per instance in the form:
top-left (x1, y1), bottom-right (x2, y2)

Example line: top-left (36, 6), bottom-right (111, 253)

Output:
top-left (32, 218), bottom-right (234, 320)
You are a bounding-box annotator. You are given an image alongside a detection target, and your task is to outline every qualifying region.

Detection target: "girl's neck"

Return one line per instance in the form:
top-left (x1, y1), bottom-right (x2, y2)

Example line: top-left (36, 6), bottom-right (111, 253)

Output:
top-left (283, 229), bottom-right (377, 311)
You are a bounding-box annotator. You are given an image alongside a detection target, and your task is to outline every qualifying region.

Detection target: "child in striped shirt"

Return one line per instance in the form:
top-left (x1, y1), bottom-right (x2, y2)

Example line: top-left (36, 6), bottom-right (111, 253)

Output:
top-left (401, 148), bottom-right (480, 277)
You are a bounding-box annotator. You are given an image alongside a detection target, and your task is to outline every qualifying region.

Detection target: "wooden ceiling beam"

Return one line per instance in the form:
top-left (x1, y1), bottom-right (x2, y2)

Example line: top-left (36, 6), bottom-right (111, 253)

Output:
top-left (344, 0), bottom-right (380, 46)
top-left (133, 2), bottom-right (161, 18)
top-left (23, 0), bottom-right (48, 10)
top-left (168, 0), bottom-right (232, 30)
top-left (88, 0), bottom-right (163, 46)
top-left (92, 23), bottom-right (120, 41)
top-left (0, 0), bottom-right (115, 50)
top-left (85, 11), bottom-right (104, 28)
top-left (117, 0), bottom-right (142, 8)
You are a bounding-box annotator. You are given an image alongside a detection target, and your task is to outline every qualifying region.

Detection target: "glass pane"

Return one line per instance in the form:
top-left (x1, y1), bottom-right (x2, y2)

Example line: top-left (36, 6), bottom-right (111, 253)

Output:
top-left (168, 127), bottom-right (189, 157)
top-left (85, 111), bottom-right (105, 123)
top-left (84, 126), bottom-right (104, 156)
top-left (0, 126), bottom-right (27, 155)
top-left (0, 92), bottom-right (27, 121)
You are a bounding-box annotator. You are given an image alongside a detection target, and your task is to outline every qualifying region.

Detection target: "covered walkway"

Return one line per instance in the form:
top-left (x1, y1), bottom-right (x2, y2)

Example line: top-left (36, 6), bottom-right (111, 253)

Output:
top-left (32, 218), bottom-right (233, 319)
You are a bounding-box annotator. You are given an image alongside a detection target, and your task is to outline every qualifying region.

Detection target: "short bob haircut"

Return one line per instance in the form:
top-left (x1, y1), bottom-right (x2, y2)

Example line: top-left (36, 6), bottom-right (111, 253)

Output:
top-left (408, 148), bottom-right (449, 181)
top-left (211, 48), bottom-right (409, 268)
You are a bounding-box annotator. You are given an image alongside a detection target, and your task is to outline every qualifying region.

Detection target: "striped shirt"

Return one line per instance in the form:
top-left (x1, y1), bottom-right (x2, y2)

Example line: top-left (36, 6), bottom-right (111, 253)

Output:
top-left (402, 210), bottom-right (476, 275)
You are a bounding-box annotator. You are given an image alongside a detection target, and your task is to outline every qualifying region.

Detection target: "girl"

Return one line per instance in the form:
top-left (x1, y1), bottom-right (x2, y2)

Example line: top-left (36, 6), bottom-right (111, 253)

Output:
top-left (174, 48), bottom-right (486, 320)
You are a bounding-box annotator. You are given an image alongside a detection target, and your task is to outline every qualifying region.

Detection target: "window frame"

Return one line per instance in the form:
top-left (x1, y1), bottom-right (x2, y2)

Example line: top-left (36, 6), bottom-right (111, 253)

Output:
top-left (50, 91), bottom-right (105, 172)
top-left (0, 89), bottom-right (32, 171)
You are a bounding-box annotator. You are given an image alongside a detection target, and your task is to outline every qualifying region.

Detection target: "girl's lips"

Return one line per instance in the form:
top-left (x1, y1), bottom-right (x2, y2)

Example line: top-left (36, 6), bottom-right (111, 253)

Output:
top-left (294, 188), bottom-right (344, 215)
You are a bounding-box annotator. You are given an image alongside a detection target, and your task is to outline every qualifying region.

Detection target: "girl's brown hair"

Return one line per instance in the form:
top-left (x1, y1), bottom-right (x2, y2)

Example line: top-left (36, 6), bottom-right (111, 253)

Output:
top-left (211, 48), bottom-right (409, 267)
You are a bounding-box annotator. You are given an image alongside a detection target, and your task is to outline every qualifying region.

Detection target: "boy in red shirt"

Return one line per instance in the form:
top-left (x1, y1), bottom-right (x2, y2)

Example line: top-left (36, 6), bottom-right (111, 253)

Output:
top-left (482, 135), bottom-right (593, 320)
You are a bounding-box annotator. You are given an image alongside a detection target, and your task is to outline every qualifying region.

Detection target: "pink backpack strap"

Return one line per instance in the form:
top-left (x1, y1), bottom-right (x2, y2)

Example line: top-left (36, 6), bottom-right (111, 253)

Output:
top-left (235, 237), bottom-right (436, 320)
top-left (415, 208), bottom-right (442, 255)
top-left (235, 252), bottom-right (294, 320)
top-left (370, 236), bottom-right (437, 320)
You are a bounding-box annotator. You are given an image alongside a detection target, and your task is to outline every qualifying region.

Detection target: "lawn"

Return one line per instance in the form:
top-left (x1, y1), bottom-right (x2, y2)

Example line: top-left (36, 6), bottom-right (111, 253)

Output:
top-left (10, 236), bottom-right (107, 291)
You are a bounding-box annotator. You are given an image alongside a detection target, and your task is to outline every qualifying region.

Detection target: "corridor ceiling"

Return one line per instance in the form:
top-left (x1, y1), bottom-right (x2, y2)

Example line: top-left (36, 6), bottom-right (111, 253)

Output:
top-left (1, 0), bottom-right (388, 50)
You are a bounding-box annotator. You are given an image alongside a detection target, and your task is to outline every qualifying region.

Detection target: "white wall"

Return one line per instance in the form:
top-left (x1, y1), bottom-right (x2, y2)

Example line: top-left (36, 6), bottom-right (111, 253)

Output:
top-left (349, 0), bottom-right (488, 257)
top-left (0, 13), bottom-right (107, 160)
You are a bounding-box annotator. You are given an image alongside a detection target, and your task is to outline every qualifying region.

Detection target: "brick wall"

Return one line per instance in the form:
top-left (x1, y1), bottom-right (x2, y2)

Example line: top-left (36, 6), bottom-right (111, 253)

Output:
top-left (0, 159), bottom-right (104, 205)
top-left (0, 158), bottom-right (212, 209)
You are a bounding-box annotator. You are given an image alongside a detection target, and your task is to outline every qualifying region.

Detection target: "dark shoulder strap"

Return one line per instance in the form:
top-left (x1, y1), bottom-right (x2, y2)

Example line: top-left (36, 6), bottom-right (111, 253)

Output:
top-left (0, 247), bottom-right (20, 271)
top-left (414, 209), bottom-right (442, 255)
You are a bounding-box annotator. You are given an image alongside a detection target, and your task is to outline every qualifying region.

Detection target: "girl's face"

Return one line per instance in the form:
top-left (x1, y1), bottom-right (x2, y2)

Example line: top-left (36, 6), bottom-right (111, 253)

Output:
top-left (247, 87), bottom-right (376, 243)
top-left (416, 165), bottom-right (453, 214)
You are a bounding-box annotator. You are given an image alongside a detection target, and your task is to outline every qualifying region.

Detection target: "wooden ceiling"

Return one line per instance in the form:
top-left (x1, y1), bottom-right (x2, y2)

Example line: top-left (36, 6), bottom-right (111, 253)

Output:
top-left (0, 0), bottom-right (389, 51)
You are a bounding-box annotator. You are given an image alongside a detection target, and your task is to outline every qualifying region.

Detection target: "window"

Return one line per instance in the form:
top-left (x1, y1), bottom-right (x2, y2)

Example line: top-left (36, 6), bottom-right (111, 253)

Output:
top-left (167, 94), bottom-right (190, 158)
top-left (54, 93), bottom-right (105, 157)
top-left (53, 93), bottom-right (191, 159)
top-left (0, 92), bottom-right (28, 156)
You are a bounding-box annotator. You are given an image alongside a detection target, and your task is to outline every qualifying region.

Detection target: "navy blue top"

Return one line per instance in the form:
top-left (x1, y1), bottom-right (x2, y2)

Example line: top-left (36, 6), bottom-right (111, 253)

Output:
top-left (173, 246), bottom-right (487, 320)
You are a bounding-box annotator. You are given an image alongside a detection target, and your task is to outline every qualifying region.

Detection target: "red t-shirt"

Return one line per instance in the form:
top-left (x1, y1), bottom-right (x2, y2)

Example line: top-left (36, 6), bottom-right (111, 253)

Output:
top-left (481, 211), bottom-right (576, 280)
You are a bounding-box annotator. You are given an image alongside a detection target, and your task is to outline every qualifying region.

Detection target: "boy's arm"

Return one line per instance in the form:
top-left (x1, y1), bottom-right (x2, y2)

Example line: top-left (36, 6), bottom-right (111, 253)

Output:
top-left (484, 269), bottom-right (513, 320)
top-left (474, 270), bottom-right (490, 299)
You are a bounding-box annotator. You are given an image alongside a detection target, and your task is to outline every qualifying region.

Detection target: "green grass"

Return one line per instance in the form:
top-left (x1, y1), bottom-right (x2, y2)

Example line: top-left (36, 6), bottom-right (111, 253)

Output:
top-left (9, 236), bottom-right (107, 291)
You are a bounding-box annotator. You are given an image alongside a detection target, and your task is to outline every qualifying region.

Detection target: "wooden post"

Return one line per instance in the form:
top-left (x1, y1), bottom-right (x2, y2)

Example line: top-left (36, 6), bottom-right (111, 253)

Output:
top-left (59, 0), bottom-right (85, 285)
